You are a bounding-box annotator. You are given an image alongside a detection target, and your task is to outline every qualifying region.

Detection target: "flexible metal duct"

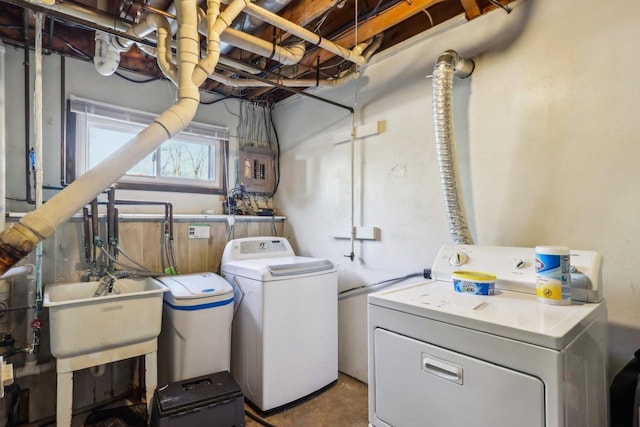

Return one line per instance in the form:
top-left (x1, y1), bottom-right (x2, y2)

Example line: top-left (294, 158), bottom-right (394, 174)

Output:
top-left (432, 50), bottom-right (474, 244)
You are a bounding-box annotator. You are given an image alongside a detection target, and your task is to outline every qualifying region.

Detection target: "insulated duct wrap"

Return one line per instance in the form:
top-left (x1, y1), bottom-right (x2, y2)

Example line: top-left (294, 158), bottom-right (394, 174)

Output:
top-left (432, 50), bottom-right (474, 245)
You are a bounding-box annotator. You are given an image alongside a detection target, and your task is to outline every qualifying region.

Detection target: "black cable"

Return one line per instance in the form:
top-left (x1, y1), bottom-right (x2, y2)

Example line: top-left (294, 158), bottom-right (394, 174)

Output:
top-left (338, 272), bottom-right (424, 296)
top-left (114, 70), bottom-right (163, 83)
top-left (245, 410), bottom-right (277, 427)
top-left (269, 106), bottom-right (281, 197)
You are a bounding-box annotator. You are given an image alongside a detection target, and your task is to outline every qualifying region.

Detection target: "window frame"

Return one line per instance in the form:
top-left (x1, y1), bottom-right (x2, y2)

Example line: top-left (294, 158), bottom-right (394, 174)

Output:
top-left (66, 96), bottom-right (228, 195)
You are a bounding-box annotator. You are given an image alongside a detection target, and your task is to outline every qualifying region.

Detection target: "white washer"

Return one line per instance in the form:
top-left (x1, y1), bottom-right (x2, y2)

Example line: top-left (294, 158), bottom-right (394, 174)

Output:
top-left (221, 237), bottom-right (338, 412)
top-left (368, 244), bottom-right (608, 427)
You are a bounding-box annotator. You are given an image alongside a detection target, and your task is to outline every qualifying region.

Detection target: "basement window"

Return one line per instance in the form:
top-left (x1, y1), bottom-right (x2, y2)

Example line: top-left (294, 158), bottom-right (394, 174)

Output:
top-left (66, 96), bottom-right (228, 195)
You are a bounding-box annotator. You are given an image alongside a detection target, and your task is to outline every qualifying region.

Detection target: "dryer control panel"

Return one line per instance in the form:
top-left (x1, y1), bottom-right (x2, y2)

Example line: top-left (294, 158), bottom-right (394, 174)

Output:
top-left (431, 244), bottom-right (603, 302)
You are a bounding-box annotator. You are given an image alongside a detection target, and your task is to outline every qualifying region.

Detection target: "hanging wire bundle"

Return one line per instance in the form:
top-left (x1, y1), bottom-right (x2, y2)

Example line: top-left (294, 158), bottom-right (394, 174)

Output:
top-left (238, 100), bottom-right (276, 151)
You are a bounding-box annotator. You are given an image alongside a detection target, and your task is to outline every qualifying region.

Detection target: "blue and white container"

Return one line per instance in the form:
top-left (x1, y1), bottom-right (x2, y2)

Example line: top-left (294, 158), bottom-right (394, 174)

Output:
top-left (452, 271), bottom-right (496, 295)
top-left (157, 272), bottom-right (234, 384)
top-left (535, 246), bottom-right (571, 305)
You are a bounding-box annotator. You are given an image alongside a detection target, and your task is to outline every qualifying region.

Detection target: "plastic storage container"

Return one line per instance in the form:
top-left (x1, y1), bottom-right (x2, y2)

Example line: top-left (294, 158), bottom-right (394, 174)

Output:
top-left (150, 371), bottom-right (244, 427)
top-left (157, 273), bottom-right (234, 385)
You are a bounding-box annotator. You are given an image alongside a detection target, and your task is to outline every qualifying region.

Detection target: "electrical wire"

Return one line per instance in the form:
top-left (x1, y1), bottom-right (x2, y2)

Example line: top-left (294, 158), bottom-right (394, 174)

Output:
top-left (245, 410), bottom-right (277, 427)
top-left (338, 272), bottom-right (424, 298)
top-left (114, 70), bottom-right (163, 83)
top-left (487, 0), bottom-right (512, 14)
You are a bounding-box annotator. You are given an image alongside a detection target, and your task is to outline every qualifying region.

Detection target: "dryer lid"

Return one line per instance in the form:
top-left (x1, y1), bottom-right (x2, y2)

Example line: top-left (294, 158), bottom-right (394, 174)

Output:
top-left (158, 273), bottom-right (233, 299)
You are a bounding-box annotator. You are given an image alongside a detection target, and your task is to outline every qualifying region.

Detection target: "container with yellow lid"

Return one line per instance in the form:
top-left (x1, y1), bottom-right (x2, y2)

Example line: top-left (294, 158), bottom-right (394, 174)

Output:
top-left (452, 271), bottom-right (496, 295)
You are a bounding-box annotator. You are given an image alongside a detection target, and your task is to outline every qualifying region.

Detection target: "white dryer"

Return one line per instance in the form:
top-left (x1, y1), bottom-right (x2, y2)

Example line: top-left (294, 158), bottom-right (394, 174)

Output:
top-left (221, 237), bottom-right (338, 412)
top-left (368, 244), bottom-right (608, 427)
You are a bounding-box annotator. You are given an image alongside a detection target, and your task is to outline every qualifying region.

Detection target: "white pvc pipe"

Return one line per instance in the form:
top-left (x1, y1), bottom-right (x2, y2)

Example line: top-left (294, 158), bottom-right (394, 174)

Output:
top-left (219, 27), bottom-right (305, 66)
top-left (0, 264), bottom-right (34, 281)
top-left (243, 2), bottom-right (368, 66)
top-left (94, 31), bottom-right (121, 76)
top-left (15, 359), bottom-right (55, 378)
top-left (0, 41), bottom-right (5, 233)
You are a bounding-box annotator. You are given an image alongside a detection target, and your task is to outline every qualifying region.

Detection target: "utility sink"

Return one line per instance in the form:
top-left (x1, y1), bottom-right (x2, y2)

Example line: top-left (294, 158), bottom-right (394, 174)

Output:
top-left (44, 277), bottom-right (168, 360)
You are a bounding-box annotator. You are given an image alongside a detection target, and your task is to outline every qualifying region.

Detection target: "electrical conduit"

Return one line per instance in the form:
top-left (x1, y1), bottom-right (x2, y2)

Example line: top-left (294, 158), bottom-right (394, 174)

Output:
top-left (432, 50), bottom-right (474, 244)
top-left (0, 0), bottom-right (246, 274)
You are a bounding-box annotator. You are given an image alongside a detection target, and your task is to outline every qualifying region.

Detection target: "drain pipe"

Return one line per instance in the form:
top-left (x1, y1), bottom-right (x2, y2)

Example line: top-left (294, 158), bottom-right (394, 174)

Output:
top-left (0, 0), bottom-right (247, 275)
top-left (432, 50), bottom-right (474, 244)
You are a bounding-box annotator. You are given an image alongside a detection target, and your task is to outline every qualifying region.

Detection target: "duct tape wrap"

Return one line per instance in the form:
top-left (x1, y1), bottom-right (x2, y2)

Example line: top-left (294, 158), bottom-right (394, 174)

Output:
top-left (452, 271), bottom-right (496, 295)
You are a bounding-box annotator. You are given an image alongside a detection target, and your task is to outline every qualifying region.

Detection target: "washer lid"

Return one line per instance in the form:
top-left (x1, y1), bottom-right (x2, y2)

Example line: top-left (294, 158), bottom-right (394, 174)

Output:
top-left (222, 256), bottom-right (336, 281)
top-left (158, 272), bottom-right (233, 300)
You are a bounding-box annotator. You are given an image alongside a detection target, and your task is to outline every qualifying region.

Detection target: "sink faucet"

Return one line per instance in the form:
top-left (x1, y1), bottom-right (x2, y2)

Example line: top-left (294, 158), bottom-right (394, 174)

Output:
top-left (92, 275), bottom-right (115, 297)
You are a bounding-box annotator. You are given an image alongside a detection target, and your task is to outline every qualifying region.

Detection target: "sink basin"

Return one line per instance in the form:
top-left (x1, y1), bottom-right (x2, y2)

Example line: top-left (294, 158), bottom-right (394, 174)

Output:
top-left (44, 277), bottom-right (168, 359)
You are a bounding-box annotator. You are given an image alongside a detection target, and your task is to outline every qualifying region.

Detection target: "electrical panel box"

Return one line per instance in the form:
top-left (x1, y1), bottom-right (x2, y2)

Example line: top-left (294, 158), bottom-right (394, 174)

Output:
top-left (239, 149), bottom-right (275, 194)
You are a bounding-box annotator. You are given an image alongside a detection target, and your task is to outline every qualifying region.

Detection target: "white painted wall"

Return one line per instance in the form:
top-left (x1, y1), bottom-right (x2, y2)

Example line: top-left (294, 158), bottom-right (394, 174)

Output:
top-left (274, 0), bottom-right (640, 382)
top-left (2, 45), bottom-right (241, 214)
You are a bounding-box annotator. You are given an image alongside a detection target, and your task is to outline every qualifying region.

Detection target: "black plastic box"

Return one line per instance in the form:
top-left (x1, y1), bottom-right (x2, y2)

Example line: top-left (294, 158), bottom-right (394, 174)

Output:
top-left (151, 371), bottom-right (245, 427)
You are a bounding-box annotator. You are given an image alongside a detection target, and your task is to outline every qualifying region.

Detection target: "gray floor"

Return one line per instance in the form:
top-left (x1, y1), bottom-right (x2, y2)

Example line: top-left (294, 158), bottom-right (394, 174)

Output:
top-left (64, 372), bottom-right (368, 426)
top-left (245, 373), bottom-right (369, 427)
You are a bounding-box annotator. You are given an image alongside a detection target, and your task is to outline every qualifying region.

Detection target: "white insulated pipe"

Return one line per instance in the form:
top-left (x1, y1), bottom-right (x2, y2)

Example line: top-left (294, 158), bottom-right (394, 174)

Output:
top-left (243, 2), bottom-right (368, 66)
top-left (209, 34), bottom-right (382, 88)
top-left (0, 0), bottom-right (246, 274)
top-left (220, 28), bottom-right (305, 66)
top-left (0, 264), bottom-right (34, 281)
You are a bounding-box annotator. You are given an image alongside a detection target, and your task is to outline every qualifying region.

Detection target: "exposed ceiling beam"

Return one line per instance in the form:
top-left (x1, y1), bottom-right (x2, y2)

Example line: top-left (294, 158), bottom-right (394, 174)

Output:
top-left (298, 0), bottom-right (448, 67)
top-left (459, 0), bottom-right (482, 20)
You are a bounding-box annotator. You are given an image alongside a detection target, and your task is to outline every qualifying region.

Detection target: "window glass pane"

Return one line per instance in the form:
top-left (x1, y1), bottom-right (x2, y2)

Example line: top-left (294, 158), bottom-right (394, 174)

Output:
top-left (160, 140), bottom-right (211, 180)
top-left (88, 126), bottom-right (155, 176)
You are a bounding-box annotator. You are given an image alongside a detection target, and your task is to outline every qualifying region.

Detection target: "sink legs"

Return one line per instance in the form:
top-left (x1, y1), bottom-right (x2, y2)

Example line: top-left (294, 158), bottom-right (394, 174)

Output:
top-left (56, 371), bottom-right (73, 426)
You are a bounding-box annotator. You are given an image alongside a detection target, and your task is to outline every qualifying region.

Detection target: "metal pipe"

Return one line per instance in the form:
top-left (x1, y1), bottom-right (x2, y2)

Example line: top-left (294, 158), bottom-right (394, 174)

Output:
top-left (90, 199), bottom-right (99, 265)
top-left (59, 55), bottom-right (67, 186)
top-left (107, 187), bottom-right (116, 266)
top-left (23, 9), bottom-right (34, 205)
top-left (0, 41), bottom-right (5, 232)
top-left (82, 207), bottom-right (91, 263)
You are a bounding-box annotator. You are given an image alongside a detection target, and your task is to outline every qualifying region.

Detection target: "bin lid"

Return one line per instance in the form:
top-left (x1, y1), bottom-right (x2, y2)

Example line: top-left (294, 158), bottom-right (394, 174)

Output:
top-left (157, 273), bottom-right (233, 300)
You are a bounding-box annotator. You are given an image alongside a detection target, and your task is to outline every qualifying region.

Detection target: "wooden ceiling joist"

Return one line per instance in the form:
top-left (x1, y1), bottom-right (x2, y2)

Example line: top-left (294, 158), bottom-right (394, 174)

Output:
top-left (299, 0), bottom-right (447, 67)
top-left (459, 0), bottom-right (482, 20)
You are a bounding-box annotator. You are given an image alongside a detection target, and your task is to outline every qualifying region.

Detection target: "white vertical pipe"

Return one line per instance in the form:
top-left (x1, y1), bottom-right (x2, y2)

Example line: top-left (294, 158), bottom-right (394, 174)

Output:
top-left (0, 41), bottom-right (5, 233)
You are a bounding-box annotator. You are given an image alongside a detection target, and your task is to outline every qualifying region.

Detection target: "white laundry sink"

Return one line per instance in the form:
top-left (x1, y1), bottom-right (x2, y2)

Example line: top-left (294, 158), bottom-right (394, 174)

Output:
top-left (44, 277), bottom-right (168, 360)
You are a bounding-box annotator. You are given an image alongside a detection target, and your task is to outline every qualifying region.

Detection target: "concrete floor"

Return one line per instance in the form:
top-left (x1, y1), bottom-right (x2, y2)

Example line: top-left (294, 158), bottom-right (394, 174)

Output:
top-left (66, 372), bottom-right (368, 426)
top-left (244, 373), bottom-right (369, 427)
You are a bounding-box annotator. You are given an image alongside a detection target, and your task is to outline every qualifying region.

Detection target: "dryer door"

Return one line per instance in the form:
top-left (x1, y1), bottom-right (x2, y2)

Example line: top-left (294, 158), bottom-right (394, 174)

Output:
top-left (373, 328), bottom-right (544, 427)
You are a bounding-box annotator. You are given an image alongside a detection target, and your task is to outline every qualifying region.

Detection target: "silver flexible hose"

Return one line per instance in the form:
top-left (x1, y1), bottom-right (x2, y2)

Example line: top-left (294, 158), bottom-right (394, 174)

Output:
top-left (432, 50), bottom-right (474, 244)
